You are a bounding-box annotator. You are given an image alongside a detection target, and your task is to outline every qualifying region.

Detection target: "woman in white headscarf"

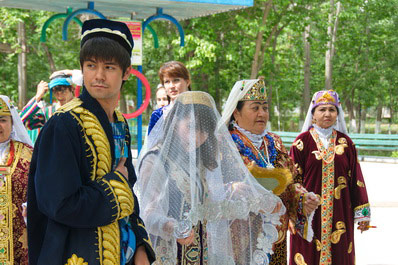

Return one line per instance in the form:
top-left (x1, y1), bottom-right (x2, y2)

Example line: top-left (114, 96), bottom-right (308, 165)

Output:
top-left (0, 95), bottom-right (33, 265)
top-left (137, 91), bottom-right (285, 265)
top-left (289, 90), bottom-right (370, 265)
top-left (221, 80), bottom-right (319, 265)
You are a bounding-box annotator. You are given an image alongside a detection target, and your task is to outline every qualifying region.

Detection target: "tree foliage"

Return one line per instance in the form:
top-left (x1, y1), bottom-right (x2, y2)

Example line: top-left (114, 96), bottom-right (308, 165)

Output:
top-left (1, 0), bottom-right (397, 133)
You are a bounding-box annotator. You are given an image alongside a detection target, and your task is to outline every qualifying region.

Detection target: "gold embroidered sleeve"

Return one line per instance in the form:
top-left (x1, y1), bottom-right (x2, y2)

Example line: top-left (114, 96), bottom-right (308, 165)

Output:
top-left (99, 172), bottom-right (135, 220)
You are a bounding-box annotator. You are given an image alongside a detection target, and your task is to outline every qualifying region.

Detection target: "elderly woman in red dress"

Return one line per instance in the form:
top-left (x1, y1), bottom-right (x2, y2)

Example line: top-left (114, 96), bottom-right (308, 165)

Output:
top-left (221, 79), bottom-right (320, 265)
top-left (0, 95), bottom-right (33, 265)
top-left (289, 90), bottom-right (371, 265)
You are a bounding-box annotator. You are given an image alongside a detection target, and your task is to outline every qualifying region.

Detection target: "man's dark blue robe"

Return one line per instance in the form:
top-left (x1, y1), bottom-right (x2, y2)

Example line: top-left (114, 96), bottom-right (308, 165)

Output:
top-left (27, 89), bottom-right (155, 265)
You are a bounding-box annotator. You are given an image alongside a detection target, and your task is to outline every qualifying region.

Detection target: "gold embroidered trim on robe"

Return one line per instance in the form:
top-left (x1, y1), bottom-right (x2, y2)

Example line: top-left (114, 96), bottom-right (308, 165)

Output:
top-left (334, 176), bottom-right (347, 200)
top-left (357, 180), bottom-right (365, 187)
top-left (292, 139), bottom-right (304, 151)
top-left (348, 242), bottom-right (353, 253)
top-left (65, 254), bottom-right (88, 265)
top-left (331, 221), bottom-right (346, 244)
top-left (61, 99), bottom-right (134, 265)
top-left (0, 141), bottom-right (27, 264)
top-left (294, 253), bottom-right (308, 265)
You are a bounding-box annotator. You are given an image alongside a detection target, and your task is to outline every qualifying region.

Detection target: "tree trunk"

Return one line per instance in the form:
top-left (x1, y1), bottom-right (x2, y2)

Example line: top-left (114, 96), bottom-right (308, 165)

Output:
top-left (375, 103), bottom-right (382, 134)
top-left (360, 106), bottom-right (366, 134)
top-left (250, 0), bottom-right (272, 79)
top-left (120, 94), bottom-right (128, 113)
top-left (325, 1), bottom-right (341, 90)
top-left (354, 103), bottom-right (360, 133)
top-left (41, 42), bottom-right (57, 73)
top-left (18, 21), bottom-right (27, 108)
top-left (300, 24), bottom-right (311, 128)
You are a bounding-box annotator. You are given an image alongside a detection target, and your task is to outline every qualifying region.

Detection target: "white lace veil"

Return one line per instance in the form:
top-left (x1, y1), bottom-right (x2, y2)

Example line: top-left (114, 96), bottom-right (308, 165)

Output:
top-left (301, 91), bottom-right (348, 134)
top-left (0, 95), bottom-right (32, 147)
top-left (136, 91), bottom-right (285, 265)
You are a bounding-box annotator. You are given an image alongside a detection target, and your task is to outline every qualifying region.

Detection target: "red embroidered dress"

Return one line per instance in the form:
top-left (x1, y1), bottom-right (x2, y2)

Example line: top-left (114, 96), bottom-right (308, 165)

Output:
top-left (289, 128), bottom-right (370, 265)
top-left (0, 140), bottom-right (32, 265)
top-left (230, 128), bottom-right (310, 265)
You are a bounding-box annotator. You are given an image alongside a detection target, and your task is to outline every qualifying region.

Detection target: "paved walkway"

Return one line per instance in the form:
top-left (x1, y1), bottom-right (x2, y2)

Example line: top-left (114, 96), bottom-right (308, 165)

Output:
top-left (354, 162), bottom-right (398, 265)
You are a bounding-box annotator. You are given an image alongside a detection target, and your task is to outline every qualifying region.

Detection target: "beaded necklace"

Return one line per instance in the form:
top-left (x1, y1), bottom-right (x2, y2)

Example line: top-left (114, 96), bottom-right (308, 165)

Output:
top-left (231, 129), bottom-right (277, 168)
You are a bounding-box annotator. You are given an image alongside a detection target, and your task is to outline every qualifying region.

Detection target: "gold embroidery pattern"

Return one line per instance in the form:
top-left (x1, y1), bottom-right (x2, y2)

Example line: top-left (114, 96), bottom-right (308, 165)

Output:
top-left (331, 221), bottom-right (346, 244)
top-left (354, 203), bottom-right (370, 212)
top-left (335, 144), bottom-right (347, 155)
top-left (295, 163), bottom-right (303, 175)
top-left (65, 99), bottom-right (121, 265)
top-left (0, 141), bottom-right (26, 264)
top-left (338, 137), bottom-right (347, 144)
top-left (310, 128), bottom-right (336, 265)
top-left (312, 151), bottom-right (322, 160)
top-left (315, 239), bottom-right (321, 251)
top-left (292, 139), bottom-right (304, 151)
top-left (65, 254), bottom-right (88, 265)
top-left (109, 177), bottom-right (134, 218)
top-left (294, 253), bottom-right (308, 265)
top-left (334, 176), bottom-right (347, 200)
top-left (357, 180), bottom-right (365, 187)
top-left (348, 242), bottom-right (353, 253)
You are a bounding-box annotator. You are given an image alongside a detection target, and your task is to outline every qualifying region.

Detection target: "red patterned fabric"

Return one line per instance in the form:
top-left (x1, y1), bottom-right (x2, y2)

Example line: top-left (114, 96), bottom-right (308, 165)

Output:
top-left (0, 140), bottom-right (32, 265)
top-left (289, 129), bottom-right (370, 265)
top-left (230, 128), bottom-right (308, 265)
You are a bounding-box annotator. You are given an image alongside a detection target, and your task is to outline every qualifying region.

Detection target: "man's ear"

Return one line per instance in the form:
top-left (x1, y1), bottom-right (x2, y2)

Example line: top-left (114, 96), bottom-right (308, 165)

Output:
top-left (123, 66), bottom-right (132, 81)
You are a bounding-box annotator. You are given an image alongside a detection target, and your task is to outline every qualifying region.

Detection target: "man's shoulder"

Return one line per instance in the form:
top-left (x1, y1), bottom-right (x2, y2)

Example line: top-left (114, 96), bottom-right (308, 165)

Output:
top-left (55, 98), bottom-right (83, 114)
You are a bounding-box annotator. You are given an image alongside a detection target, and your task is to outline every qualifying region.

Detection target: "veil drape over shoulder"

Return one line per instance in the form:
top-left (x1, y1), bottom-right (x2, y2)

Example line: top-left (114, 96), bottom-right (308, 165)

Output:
top-left (136, 91), bottom-right (285, 265)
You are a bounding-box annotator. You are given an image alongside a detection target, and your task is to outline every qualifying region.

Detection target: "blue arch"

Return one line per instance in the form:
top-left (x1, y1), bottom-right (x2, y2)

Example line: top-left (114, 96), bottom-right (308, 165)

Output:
top-left (142, 8), bottom-right (184, 47)
top-left (62, 8), bottom-right (106, 41)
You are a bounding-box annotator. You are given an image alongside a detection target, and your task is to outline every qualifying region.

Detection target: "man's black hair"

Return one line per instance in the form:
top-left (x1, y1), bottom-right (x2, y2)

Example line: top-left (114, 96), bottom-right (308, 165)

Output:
top-left (80, 37), bottom-right (131, 75)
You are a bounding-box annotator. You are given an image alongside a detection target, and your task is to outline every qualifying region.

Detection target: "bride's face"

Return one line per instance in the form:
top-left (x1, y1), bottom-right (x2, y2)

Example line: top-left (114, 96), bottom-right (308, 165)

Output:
top-left (177, 117), bottom-right (209, 150)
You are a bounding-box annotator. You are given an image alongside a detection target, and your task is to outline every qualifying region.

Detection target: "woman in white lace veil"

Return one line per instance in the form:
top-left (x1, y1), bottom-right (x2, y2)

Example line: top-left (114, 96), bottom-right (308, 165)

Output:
top-left (137, 91), bottom-right (285, 265)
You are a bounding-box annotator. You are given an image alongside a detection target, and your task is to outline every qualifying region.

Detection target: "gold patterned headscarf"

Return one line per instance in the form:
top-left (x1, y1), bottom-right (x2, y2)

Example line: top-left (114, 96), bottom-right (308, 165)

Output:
top-left (220, 79), bottom-right (268, 126)
top-left (177, 91), bottom-right (214, 108)
top-left (0, 98), bottom-right (11, 116)
top-left (0, 96), bottom-right (32, 146)
top-left (240, 79), bottom-right (267, 101)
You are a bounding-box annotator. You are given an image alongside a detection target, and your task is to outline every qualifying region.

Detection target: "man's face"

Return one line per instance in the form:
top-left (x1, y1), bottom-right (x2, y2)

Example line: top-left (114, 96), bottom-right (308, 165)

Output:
top-left (82, 58), bottom-right (130, 103)
top-left (53, 86), bottom-right (74, 106)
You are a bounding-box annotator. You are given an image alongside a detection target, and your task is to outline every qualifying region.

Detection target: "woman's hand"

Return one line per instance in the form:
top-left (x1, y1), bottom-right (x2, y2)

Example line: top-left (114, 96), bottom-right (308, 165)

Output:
top-left (357, 221), bottom-right (370, 233)
top-left (176, 229), bottom-right (195, 245)
top-left (133, 245), bottom-right (150, 265)
top-left (303, 192), bottom-right (320, 216)
top-left (272, 201), bottom-right (282, 214)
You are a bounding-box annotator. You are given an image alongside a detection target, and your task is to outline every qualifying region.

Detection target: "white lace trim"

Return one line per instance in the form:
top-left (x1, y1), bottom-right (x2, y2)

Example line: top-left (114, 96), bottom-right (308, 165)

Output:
top-left (189, 192), bottom-right (285, 225)
top-left (232, 121), bottom-right (268, 148)
top-left (354, 206), bottom-right (371, 223)
top-left (313, 124), bottom-right (333, 149)
top-left (0, 139), bottom-right (10, 164)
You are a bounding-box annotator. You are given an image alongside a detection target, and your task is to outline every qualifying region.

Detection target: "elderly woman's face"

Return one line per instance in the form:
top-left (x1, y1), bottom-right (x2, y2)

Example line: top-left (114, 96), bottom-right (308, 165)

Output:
top-left (0, 115), bottom-right (12, 143)
top-left (233, 101), bottom-right (269, 135)
top-left (313, 104), bottom-right (338, 129)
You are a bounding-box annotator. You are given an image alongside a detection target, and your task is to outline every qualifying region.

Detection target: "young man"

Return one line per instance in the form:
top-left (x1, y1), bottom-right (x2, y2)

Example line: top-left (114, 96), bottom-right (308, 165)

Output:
top-left (27, 19), bottom-right (155, 265)
top-left (20, 75), bottom-right (75, 130)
